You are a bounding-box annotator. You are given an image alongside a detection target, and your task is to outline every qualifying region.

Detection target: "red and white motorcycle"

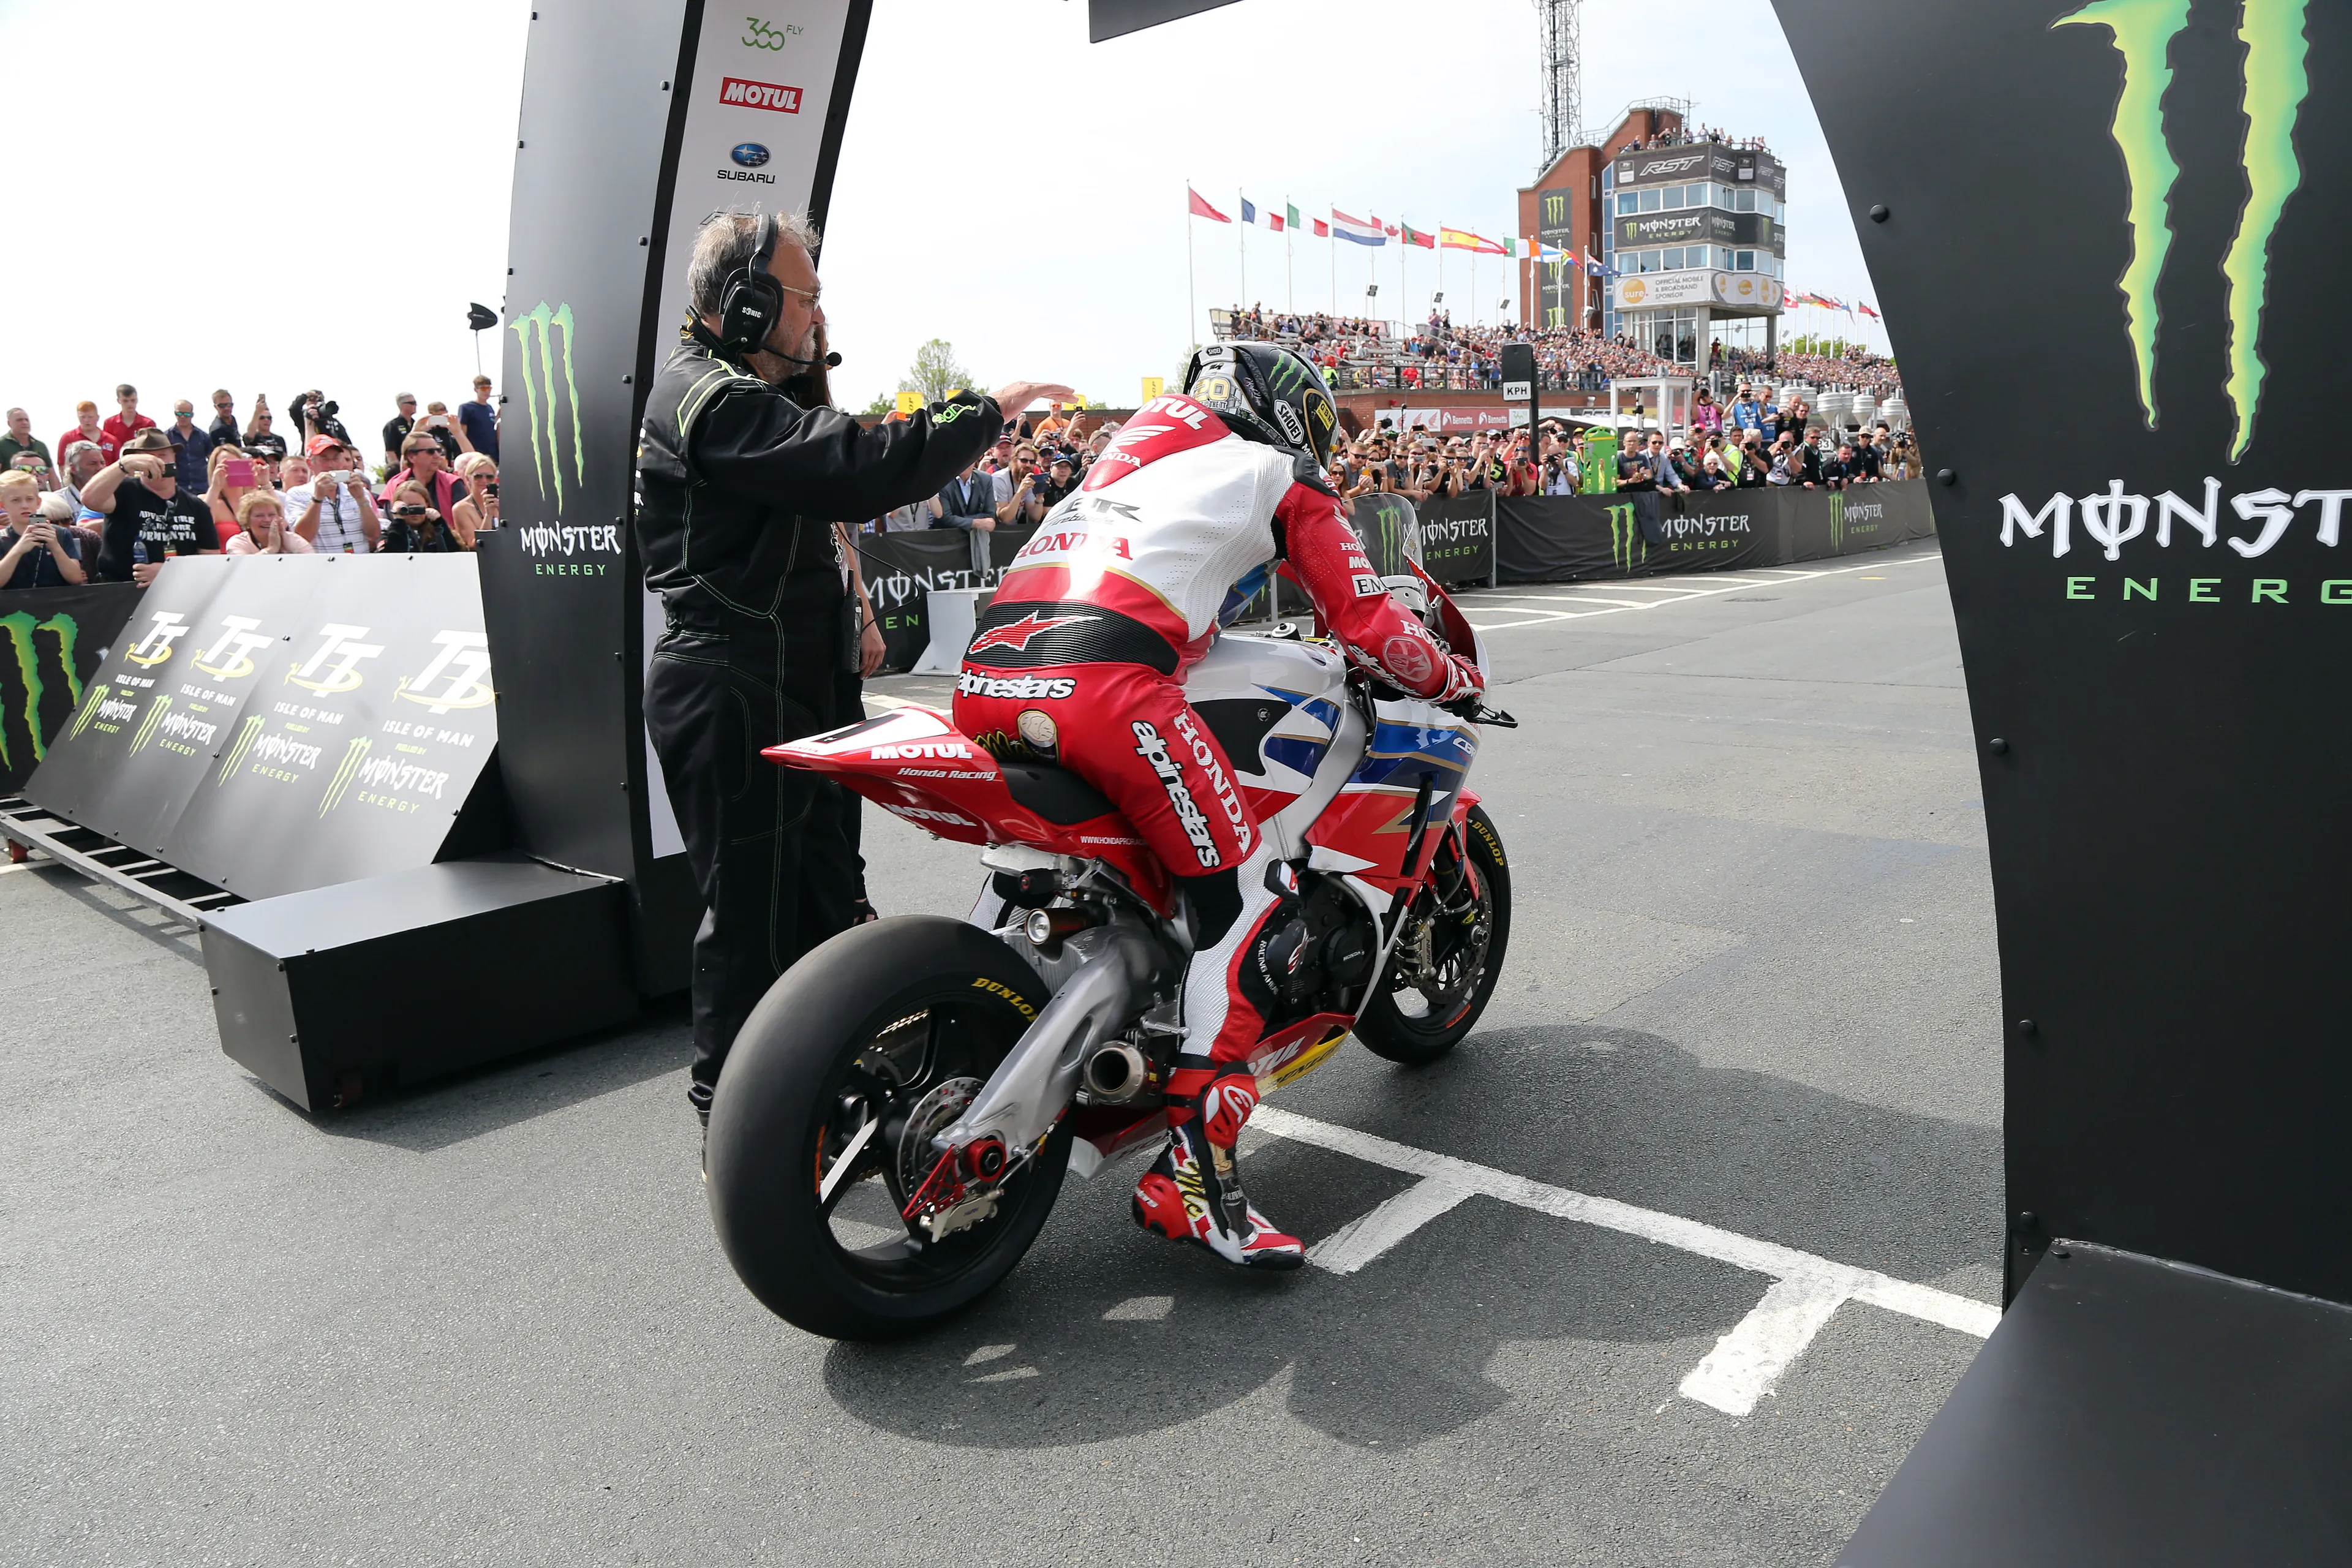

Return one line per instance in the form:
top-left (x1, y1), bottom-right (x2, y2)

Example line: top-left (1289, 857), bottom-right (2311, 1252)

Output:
top-left (704, 534), bottom-right (1512, 1338)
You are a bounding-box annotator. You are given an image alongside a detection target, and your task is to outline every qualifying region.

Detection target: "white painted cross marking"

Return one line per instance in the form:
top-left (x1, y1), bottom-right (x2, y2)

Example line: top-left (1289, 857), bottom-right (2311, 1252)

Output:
top-left (1307, 1175), bottom-right (1476, 1275)
top-left (1256, 1105), bottom-right (1998, 1417)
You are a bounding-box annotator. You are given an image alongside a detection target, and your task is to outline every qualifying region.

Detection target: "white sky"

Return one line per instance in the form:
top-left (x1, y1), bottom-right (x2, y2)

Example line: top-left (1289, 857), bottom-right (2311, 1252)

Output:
top-left (0, 0), bottom-right (1887, 446)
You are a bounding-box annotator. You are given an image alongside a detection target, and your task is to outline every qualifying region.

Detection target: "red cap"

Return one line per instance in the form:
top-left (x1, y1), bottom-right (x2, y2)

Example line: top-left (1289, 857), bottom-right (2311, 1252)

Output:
top-left (304, 434), bottom-right (345, 458)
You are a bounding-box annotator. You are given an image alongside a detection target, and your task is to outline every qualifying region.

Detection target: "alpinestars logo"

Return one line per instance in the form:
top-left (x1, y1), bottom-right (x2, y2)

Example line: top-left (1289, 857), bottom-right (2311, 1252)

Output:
top-left (968, 611), bottom-right (1094, 656)
top-left (1132, 720), bottom-right (1219, 868)
top-left (510, 301), bottom-right (586, 508)
top-left (1607, 501), bottom-right (1646, 573)
top-left (2057, 0), bottom-right (2310, 458)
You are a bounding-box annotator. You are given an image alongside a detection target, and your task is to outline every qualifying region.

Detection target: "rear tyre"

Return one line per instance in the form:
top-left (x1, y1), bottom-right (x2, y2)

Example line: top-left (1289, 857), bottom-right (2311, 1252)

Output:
top-left (706, 916), bottom-right (1068, 1340)
top-left (1354, 804), bottom-right (1512, 1065)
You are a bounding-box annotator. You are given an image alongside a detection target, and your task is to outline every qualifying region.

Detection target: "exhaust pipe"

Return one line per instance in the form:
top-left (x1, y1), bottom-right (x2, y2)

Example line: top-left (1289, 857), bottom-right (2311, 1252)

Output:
top-left (1083, 1042), bottom-right (1148, 1104)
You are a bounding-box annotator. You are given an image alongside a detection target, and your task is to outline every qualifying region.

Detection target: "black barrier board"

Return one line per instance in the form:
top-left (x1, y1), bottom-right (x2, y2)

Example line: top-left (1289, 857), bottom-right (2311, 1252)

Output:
top-left (1417, 493), bottom-right (1497, 586)
top-left (26, 556), bottom-right (497, 902)
top-left (1498, 492), bottom-right (1663, 581)
top-left (0, 584), bottom-right (140, 797)
top-left (857, 530), bottom-right (990, 672)
top-left (26, 560), bottom-right (246, 850)
top-left (1779, 0), bottom-right (2352, 1303)
top-left (1656, 489), bottom-right (1774, 572)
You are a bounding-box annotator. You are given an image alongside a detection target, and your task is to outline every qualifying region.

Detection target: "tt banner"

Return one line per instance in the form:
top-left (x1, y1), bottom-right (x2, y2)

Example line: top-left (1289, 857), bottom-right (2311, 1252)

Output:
top-left (856, 530), bottom-right (989, 673)
top-left (1781, 0), bottom-right (2352, 1306)
top-left (1416, 492), bottom-right (1497, 586)
top-left (25, 556), bottom-right (497, 901)
top-left (0, 583), bottom-right (140, 797)
top-left (488, 0), bottom-right (870, 990)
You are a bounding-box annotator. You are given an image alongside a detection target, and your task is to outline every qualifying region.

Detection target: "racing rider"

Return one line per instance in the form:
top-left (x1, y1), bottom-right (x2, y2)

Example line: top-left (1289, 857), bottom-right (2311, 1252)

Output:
top-left (953, 344), bottom-right (1482, 1269)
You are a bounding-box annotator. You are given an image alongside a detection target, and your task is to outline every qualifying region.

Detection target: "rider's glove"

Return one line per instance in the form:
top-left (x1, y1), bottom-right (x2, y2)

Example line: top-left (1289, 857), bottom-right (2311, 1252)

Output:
top-left (1431, 655), bottom-right (1483, 707)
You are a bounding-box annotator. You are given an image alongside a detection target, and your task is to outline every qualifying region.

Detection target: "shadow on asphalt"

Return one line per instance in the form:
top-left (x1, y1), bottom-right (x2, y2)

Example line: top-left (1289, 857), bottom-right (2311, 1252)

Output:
top-left (818, 1025), bottom-right (1997, 1452)
top-left (292, 993), bottom-right (696, 1153)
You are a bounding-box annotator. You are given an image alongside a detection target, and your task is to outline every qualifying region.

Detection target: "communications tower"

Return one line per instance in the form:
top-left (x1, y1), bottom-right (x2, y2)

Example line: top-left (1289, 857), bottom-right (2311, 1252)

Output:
top-left (1537, 0), bottom-right (1581, 172)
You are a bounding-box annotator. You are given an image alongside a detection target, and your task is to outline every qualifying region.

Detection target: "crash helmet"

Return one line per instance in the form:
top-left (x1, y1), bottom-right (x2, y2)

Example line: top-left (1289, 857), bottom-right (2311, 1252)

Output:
top-left (1183, 341), bottom-right (1339, 472)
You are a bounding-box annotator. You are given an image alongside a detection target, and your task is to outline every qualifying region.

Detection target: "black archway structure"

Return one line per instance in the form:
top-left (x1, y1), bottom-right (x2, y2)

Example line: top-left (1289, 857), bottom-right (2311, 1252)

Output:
top-left (481, 2), bottom-right (2351, 1558)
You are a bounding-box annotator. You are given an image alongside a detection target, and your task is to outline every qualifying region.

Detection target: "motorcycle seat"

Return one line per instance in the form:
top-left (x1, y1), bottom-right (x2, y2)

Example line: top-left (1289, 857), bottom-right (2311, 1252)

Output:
top-left (997, 760), bottom-right (1124, 827)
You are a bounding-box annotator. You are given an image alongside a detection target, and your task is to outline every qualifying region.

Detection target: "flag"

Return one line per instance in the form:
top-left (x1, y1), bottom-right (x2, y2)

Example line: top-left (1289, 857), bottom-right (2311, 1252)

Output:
top-left (1286, 202), bottom-right (1302, 230)
top-left (1439, 228), bottom-right (1506, 254)
top-left (1188, 187), bottom-right (1231, 222)
top-left (1330, 209), bottom-right (1385, 246)
top-left (1381, 221), bottom-right (1399, 238)
top-left (1581, 249), bottom-right (1605, 277)
top-left (1312, 218), bottom-right (1330, 238)
top-left (1858, 301), bottom-right (1880, 320)
top-left (1400, 223), bottom-right (1435, 249)
top-left (1242, 197), bottom-right (1283, 232)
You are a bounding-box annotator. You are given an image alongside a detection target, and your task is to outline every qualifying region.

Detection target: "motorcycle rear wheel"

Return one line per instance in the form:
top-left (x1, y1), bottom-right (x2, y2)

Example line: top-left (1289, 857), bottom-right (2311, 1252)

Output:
top-left (706, 916), bottom-right (1071, 1340)
top-left (1354, 804), bottom-right (1512, 1065)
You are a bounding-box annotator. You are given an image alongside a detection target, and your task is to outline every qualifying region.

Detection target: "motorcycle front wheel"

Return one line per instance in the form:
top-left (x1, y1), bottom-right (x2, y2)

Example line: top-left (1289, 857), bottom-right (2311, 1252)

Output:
top-left (1354, 803), bottom-right (1512, 1065)
top-left (706, 916), bottom-right (1071, 1340)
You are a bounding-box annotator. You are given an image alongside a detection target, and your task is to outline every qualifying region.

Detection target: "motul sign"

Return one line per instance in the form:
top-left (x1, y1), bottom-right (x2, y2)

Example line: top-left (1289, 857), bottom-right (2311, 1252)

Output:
top-left (718, 76), bottom-right (802, 113)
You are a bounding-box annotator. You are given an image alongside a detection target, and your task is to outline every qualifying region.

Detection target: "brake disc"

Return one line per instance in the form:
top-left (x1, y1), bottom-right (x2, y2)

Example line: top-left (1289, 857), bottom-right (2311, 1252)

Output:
top-left (897, 1076), bottom-right (982, 1196)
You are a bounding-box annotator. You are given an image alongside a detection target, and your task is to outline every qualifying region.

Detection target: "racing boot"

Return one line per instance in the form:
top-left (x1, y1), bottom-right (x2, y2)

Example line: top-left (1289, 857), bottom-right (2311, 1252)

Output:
top-left (1131, 1071), bottom-right (1304, 1270)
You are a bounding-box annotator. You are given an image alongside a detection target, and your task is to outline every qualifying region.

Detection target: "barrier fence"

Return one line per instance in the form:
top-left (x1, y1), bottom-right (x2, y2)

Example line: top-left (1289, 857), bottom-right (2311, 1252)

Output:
top-left (1, 583), bottom-right (143, 799)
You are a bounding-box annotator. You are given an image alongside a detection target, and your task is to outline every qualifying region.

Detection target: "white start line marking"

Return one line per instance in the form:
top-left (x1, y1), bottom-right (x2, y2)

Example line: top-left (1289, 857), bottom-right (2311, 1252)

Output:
top-left (1253, 1104), bottom-right (1997, 1419)
top-left (1457, 547), bottom-right (1942, 632)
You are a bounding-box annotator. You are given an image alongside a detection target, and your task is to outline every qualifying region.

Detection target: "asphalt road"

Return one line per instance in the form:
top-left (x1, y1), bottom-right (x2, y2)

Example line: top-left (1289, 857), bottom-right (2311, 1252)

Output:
top-left (1, 538), bottom-right (1998, 1567)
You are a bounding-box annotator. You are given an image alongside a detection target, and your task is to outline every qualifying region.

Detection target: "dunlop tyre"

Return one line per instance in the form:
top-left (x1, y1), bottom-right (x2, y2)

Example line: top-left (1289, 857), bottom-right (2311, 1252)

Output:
top-left (706, 916), bottom-right (1071, 1340)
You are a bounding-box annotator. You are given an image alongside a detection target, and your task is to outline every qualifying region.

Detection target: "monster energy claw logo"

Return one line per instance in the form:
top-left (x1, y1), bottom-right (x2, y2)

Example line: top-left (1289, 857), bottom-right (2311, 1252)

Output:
top-left (0, 611), bottom-right (83, 775)
top-left (1606, 502), bottom-right (1645, 573)
top-left (511, 301), bottom-right (587, 508)
top-left (1828, 492), bottom-right (1846, 554)
top-left (2058, 0), bottom-right (2311, 460)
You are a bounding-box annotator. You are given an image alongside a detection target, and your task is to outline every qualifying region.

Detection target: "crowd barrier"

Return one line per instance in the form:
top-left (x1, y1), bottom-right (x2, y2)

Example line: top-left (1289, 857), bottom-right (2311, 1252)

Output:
top-left (23, 555), bottom-right (502, 902)
top-left (1, 583), bottom-right (143, 798)
top-left (1494, 477), bottom-right (1936, 582)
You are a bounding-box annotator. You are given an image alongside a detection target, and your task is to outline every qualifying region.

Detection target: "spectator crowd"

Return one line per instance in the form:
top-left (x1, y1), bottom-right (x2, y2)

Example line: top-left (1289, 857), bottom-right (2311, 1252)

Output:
top-left (1221, 303), bottom-right (1905, 400)
top-left (1, 380), bottom-right (504, 590)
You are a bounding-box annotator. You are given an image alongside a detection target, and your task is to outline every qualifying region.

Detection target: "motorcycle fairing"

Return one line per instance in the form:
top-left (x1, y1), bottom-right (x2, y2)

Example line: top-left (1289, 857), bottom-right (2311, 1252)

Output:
top-left (768, 706), bottom-right (1175, 913)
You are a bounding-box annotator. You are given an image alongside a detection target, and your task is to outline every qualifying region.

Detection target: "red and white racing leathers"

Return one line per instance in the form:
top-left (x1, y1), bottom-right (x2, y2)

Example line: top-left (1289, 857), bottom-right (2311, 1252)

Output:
top-left (954, 394), bottom-right (1480, 1244)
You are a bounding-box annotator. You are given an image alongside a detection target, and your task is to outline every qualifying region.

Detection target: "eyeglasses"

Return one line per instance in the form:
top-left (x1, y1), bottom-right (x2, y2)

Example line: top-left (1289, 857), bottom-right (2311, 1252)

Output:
top-left (774, 281), bottom-right (821, 305)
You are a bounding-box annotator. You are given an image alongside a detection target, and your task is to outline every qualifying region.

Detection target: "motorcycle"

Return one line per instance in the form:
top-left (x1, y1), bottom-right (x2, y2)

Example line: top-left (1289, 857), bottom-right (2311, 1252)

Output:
top-left (704, 530), bottom-right (1512, 1340)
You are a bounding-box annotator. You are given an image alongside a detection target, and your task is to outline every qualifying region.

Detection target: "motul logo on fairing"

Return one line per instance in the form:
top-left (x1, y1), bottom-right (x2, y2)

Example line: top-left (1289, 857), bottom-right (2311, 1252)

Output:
top-left (871, 742), bottom-right (971, 760)
top-left (894, 804), bottom-right (974, 827)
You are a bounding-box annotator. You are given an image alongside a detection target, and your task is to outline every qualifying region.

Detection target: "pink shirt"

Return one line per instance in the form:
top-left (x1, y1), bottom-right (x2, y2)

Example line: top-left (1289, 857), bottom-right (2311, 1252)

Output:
top-left (225, 528), bottom-right (316, 555)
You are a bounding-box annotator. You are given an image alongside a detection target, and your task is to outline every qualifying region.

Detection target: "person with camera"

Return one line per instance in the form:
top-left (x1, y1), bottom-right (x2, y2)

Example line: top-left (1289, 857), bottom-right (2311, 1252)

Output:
top-left (635, 207), bottom-right (1069, 1133)
top-left (285, 435), bottom-right (380, 553)
top-left (375, 434), bottom-right (470, 534)
top-left (81, 431), bottom-right (221, 583)
top-left (992, 443), bottom-right (1048, 528)
top-left (0, 470), bottom-right (85, 588)
top-left (290, 390), bottom-right (353, 450)
top-left (379, 479), bottom-right (469, 552)
top-left (454, 454), bottom-right (500, 532)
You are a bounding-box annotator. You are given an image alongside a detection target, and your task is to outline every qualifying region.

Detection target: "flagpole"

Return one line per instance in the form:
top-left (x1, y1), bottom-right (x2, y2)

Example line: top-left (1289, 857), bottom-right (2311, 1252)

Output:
top-left (1238, 187), bottom-right (1246, 314)
top-left (1285, 195), bottom-right (1294, 314)
top-left (1186, 179), bottom-right (1196, 356)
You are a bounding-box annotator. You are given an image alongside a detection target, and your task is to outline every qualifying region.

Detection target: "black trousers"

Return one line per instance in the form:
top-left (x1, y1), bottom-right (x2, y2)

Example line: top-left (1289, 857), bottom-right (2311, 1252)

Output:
top-left (644, 575), bottom-right (865, 1115)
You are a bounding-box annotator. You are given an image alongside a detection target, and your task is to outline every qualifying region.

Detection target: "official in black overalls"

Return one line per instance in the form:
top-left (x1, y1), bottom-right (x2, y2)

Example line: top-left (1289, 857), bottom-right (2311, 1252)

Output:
top-left (635, 211), bottom-right (1066, 1125)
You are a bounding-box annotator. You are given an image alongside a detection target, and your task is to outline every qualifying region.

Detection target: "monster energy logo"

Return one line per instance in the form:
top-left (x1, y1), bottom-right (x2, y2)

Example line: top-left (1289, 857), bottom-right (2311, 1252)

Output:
top-left (1544, 192), bottom-right (1567, 225)
top-left (1828, 492), bottom-right (1846, 553)
top-left (1366, 501), bottom-right (1406, 573)
top-left (510, 301), bottom-right (587, 508)
top-left (1607, 502), bottom-right (1645, 573)
top-left (214, 715), bottom-right (264, 785)
top-left (2057, 0), bottom-right (2310, 459)
top-left (1264, 353), bottom-right (1308, 396)
top-left (128, 694), bottom-right (172, 755)
top-left (0, 611), bottom-right (83, 777)
top-left (318, 737), bottom-right (372, 816)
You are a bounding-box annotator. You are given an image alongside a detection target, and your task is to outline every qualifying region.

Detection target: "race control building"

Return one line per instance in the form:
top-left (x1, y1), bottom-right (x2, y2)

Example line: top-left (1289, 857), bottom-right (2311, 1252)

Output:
top-left (1518, 102), bottom-right (1787, 374)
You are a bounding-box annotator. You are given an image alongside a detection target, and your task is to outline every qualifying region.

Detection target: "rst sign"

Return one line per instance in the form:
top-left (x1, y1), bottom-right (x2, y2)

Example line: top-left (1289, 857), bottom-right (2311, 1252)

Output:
top-left (717, 77), bottom-right (802, 113)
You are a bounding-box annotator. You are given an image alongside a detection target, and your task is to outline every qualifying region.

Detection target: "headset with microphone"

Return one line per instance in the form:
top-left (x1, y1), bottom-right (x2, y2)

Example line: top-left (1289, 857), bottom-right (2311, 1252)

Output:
top-left (714, 210), bottom-right (842, 367)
